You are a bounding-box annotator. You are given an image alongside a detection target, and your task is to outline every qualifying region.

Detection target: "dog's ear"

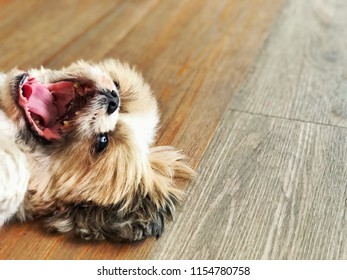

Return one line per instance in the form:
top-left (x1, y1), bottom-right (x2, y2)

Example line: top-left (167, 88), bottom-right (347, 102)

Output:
top-left (45, 146), bottom-right (195, 242)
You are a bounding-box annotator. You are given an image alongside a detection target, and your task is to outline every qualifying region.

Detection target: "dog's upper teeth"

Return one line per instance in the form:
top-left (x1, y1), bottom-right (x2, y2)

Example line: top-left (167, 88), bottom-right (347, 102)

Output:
top-left (84, 86), bottom-right (94, 94)
top-left (73, 83), bottom-right (83, 96)
top-left (63, 121), bottom-right (71, 127)
top-left (74, 82), bottom-right (87, 96)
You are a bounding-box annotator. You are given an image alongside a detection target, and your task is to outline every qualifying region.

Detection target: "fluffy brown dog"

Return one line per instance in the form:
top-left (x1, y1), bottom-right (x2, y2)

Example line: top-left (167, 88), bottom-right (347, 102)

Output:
top-left (0, 59), bottom-right (194, 241)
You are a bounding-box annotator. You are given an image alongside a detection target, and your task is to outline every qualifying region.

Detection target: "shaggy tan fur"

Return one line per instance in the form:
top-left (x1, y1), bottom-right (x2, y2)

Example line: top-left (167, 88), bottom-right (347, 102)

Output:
top-left (0, 59), bottom-right (194, 241)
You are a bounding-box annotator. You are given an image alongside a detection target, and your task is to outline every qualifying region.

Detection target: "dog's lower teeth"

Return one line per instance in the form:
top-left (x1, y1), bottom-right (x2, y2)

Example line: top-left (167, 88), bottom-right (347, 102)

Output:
top-left (66, 102), bottom-right (74, 112)
top-left (34, 120), bottom-right (44, 130)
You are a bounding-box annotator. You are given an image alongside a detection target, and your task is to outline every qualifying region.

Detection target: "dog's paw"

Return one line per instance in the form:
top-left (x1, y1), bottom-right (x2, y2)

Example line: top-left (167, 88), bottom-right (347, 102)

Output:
top-left (67, 206), bottom-right (166, 242)
top-left (45, 194), bottom-right (177, 242)
top-left (110, 211), bottom-right (165, 242)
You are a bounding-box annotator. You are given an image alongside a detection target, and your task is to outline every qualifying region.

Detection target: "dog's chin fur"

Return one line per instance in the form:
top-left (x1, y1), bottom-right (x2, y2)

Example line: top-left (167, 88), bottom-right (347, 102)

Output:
top-left (0, 59), bottom-right (194, 241)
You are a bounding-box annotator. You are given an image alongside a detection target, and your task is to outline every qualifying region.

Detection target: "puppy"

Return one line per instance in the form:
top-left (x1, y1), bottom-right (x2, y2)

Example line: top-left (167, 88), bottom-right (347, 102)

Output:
top-left (0, 60), bottom-right (194, 241)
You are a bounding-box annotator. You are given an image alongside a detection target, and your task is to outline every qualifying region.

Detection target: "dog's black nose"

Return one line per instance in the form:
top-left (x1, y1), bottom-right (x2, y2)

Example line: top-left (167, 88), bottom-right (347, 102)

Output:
top-left (100, 90), bottom-right (119, 115)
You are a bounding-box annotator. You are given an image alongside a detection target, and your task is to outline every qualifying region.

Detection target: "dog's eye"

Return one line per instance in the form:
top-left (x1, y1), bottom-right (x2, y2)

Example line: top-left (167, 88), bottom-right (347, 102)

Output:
top-left (113, 80), bottom-right (120, 90)
top-left (95, 133), bottom-right (108, 154)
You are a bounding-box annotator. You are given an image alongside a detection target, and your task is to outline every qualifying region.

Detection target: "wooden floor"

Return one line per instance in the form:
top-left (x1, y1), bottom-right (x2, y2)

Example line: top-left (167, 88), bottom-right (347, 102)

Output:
top-left (1, 0), bottom-right (346, 259)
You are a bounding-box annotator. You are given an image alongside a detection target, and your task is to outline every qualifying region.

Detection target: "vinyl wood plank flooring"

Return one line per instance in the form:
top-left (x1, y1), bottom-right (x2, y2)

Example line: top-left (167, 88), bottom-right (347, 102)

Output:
top-left (45, 0), bottom-right (284, 166)
top-left (150, 110), bottom-right (347, 259)
top-left (150, 0), bottom-right (347, 259)
top-left (0, 0), bottom-right (284, 259)
top-left (230, 0), bottom-right (347, 127)
top-left (0, 0), bottom-right (123, 70)
top-left (6, 0), bottom-right (347, 260)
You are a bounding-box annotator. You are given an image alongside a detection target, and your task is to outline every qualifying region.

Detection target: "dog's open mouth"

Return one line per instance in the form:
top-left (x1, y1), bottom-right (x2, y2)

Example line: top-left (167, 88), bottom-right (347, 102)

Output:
top-left (17, 74), bottom-right (94, 140)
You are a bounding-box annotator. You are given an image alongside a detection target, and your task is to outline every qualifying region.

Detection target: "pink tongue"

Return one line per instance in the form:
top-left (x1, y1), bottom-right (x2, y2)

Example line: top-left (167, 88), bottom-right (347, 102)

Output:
top-left (23, 80), bottom-right (57, 127)
top-left (22, 79), bottom-right (75, 128)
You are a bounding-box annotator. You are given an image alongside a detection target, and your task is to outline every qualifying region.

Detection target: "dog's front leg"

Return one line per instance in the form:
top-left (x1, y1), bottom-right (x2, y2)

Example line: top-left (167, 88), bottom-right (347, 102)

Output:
top-left (0, 138), bottom-right (29, 226)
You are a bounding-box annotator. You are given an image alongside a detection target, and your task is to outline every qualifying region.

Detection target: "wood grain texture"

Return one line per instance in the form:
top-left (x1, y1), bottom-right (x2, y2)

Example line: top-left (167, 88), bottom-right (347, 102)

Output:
top-left (2, 0), bottom-right (346, 261)
top-left (149, 0), bottom-right (347, 259)
top-left (0, 0), bottom-right (123, 70)
top-left (0, 0), bottom-right (285, 259)
top-left (230, 0), bottom-right (347, 127)
top-left (45, 0), bottom-right (285, 166)
top-left (151, 110), bottom-right (347, 259)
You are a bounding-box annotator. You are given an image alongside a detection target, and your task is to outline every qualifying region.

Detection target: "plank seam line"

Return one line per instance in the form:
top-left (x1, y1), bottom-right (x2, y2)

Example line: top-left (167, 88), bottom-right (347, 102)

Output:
top-left (230, 109), bottom-right (347, 130)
